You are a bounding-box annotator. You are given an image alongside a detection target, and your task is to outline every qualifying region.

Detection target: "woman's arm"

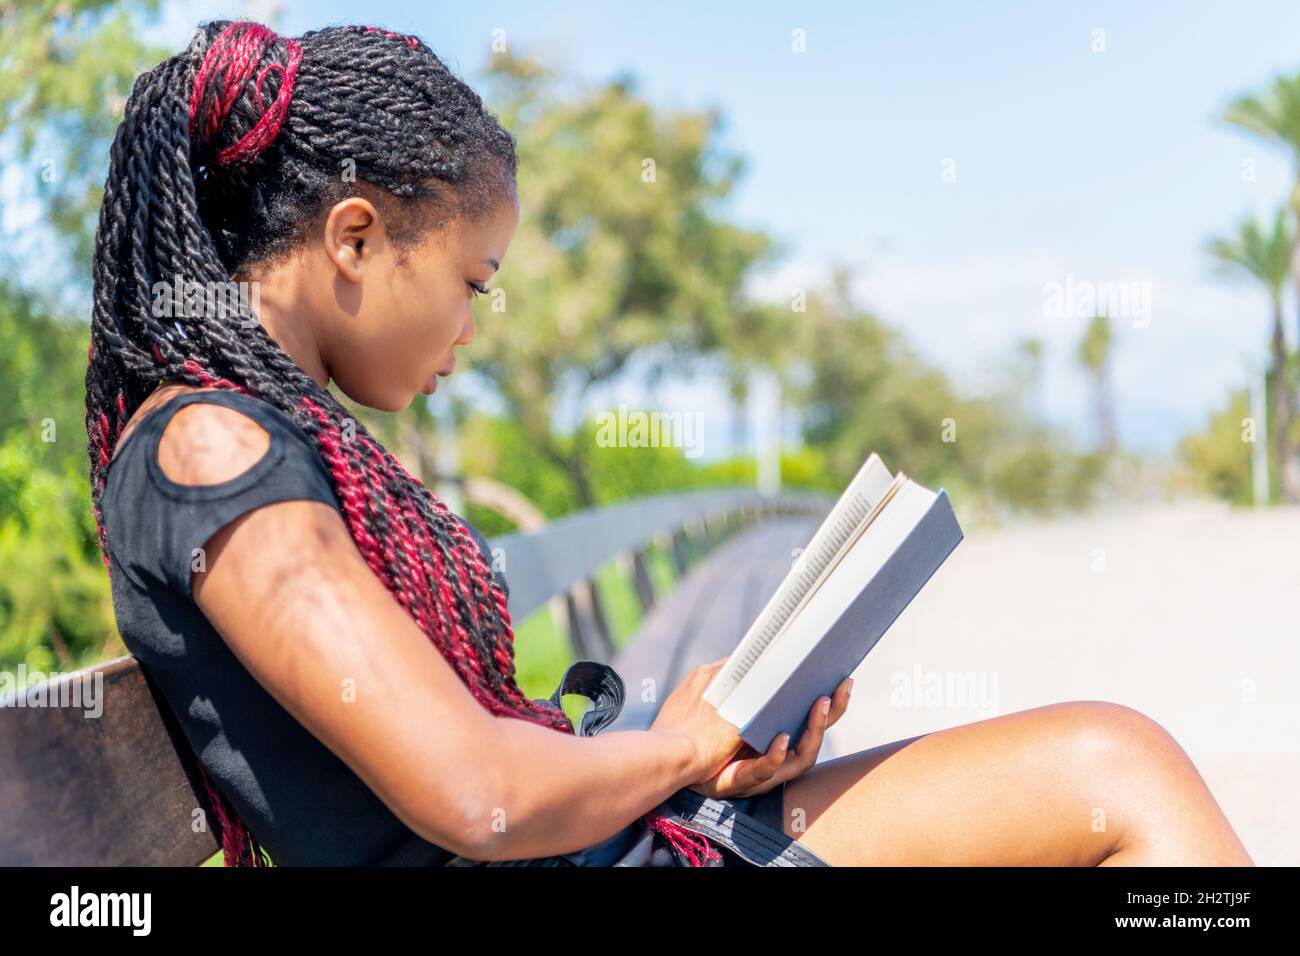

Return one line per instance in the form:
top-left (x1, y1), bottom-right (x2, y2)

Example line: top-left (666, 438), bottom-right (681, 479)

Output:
top-left (179, 408), bottom-right (710, 860)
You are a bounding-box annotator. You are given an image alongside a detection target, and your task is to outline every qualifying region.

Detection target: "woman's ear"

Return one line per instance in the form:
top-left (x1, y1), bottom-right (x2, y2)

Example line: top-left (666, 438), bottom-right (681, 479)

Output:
top-left (323, 197), bottom-right (384, 283)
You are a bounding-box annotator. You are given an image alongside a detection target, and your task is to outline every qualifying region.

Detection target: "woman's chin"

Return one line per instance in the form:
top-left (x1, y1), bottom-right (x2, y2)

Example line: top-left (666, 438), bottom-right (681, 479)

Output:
top-left (332, 377), bottom-right (408, 414)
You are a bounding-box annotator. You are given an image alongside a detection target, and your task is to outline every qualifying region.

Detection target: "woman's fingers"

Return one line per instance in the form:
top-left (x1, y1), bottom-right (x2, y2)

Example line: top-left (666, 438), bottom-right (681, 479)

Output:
top-left (786, 690), bottom-right (835, 771)
top-left (733, 681), bottom-right (854, 786)
top-left (683, 656), bottom-right (731, 694)
top-left (692, 678), bottom-right (855, 798)
top-left (698, 656), bottom-right (730, 683)
top-left (730, 697), bottom-right (828, 796)
top-left (743, 729), bottom-right (792, 785)
top-left (733, 694), bottom-right (833, 795)
top-left (717, 729), bottom-right (791, 794)
top-left (826, 676), bottom-right (853, 728)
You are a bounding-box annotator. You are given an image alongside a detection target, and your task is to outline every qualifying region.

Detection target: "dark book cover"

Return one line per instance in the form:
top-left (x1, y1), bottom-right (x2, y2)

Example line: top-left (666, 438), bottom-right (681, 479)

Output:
top-left (739, 489), bottom-right (964, 753)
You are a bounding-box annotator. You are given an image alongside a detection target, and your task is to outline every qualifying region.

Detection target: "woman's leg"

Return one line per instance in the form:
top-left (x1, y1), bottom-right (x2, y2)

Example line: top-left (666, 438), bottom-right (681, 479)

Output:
top-left (780, 700), bottom-right (1254, 866)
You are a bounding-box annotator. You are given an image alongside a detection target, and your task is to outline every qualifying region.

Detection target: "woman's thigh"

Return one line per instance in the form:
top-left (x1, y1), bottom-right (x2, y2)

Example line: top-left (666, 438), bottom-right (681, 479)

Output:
top-left (779, 699), bottom-right (1249, 866)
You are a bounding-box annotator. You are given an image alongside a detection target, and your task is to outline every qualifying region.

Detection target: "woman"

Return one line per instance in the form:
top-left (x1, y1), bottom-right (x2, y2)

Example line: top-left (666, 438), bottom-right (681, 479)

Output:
top-left (88, 21), bottom-right (1253, 867)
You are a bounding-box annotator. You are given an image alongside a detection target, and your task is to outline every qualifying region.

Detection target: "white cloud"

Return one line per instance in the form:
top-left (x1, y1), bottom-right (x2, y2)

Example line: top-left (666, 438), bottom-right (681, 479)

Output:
top-left (745, 251), bottom-right (1282, 453)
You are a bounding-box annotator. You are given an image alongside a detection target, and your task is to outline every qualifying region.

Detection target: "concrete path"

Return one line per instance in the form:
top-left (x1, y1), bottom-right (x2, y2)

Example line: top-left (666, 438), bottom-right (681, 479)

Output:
top-left (822, 499), bottom-right (1299, 866)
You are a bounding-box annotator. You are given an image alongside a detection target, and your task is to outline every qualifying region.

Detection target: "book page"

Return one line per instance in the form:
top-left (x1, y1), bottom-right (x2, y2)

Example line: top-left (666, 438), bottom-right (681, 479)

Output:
top-left (746, 473), bottom-right (905, 672)
top-left (702, 453), bottom-right (896, 707)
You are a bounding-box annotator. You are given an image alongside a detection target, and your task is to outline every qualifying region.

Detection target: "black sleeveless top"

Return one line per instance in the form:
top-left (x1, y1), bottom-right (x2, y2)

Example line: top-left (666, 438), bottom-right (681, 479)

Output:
top-left (99, 389), bottom-right (509, 866)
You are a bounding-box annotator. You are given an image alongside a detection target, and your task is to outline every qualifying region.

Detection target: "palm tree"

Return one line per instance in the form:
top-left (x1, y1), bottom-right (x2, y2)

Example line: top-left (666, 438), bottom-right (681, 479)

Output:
top-left (725, 365), bottom-right (750, 458)
top-left (1224, 76), bottom-right (1300, 438)
top-left (1076, 315), bottom-right (1117, 456)
top-left (1016, 336), bottom-right (1046, 414)
top-left (1206, 207), bottom-right (1300, 502)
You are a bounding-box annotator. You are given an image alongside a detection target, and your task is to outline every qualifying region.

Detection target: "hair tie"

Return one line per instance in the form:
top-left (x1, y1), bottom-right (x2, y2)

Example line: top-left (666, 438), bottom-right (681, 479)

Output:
top-left (188, 21), bottom-right (302, 167)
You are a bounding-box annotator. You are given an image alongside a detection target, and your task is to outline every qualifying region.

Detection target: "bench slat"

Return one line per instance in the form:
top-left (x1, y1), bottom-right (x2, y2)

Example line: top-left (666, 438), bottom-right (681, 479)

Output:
top-left (606, 517), bottom-right (819, 731)
top-left (0, 658), bottom-right (220, 866)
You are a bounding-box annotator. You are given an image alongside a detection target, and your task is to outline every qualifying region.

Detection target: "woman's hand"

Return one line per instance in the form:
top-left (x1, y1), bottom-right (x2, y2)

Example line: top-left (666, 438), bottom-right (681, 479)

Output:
top-left (687, 675), bottom-right (853, 800)
top-left (648, 655), bottom-right (855, 800)
top-left (649, 657), bottom-right (747, 783)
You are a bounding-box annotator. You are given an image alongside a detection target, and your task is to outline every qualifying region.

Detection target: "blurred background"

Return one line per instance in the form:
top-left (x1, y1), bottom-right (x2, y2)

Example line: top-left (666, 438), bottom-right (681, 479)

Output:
top-left (1, 1), bottom-right (1296, 863)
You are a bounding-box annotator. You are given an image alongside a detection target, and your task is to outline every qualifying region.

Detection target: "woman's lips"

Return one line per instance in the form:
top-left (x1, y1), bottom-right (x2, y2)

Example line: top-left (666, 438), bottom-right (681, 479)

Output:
top-left (421, 363), bottom-right (455, 395)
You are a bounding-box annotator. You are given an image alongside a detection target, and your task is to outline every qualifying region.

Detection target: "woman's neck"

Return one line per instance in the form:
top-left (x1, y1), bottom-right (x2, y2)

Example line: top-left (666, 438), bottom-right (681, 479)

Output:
top-left (235, 258), bottom-right (331, 389)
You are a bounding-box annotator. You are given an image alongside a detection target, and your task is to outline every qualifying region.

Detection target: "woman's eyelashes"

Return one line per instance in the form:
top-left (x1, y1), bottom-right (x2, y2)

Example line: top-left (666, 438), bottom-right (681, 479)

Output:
top-left (468, 280), bottom-right (490, 298)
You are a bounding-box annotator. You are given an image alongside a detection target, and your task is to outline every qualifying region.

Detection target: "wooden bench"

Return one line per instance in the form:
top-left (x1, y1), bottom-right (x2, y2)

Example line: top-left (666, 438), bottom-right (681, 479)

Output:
top-left (604, 517), bottom-right (824, 733)
top-left (0, 489), bottom-right (829, 865)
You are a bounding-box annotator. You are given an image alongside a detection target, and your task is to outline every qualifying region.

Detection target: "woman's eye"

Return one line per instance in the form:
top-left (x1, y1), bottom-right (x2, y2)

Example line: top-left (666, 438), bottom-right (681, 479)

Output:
top-left (468, 281), bottom-right (489, 298)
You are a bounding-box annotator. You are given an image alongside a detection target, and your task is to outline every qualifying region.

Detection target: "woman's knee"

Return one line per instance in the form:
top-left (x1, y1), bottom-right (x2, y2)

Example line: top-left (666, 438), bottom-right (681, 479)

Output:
top-left (1033, 700), bottom-right (1250, 864)
top-left (1041, 700), bottom-right (1188, 777)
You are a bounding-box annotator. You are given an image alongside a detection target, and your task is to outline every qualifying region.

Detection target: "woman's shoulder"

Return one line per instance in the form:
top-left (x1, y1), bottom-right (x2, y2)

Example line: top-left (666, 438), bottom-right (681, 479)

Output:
top-left (153, 389), bottom-right (285, 487)
top-left (101, 383), bottom-right (340, 598)
top-left (111, 383), bottom-right (305, 474)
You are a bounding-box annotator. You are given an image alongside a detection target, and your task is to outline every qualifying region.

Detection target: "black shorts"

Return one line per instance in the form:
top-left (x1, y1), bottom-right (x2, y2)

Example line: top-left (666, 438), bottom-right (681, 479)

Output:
top-left (446, 781), bottom-right (829, 867)
top-left (444, 662), bottom-right (832, 867)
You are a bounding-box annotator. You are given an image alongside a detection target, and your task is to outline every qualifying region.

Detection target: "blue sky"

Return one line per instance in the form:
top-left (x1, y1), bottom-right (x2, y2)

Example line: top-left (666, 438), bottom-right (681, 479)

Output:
top-left (145, 1), bottom-right (1300, 455)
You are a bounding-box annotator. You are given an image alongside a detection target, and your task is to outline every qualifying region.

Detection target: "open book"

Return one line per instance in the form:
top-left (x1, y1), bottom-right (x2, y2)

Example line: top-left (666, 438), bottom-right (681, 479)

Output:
top-left (703, 454), bottom-right (964, 752)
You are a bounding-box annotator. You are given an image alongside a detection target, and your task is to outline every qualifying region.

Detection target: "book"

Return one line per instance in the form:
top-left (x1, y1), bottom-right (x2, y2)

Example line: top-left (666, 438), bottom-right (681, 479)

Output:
top-left (702, 453), bottom-right (964, 752)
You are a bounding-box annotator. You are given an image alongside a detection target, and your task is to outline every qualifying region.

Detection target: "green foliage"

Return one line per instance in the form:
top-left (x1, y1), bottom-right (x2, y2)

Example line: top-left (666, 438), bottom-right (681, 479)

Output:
top-left (781, 281), bottom-right (1104, 517)
top-left (459, 414), bottom-right (584, 526)
top-left (460, 410), bottom-right (730, 532)
top-left (0, 281), bottom-right (116, 672)
top-left (583, 419), bottom-right (715, 503)
top-left (0, 0), bottom-right (166, 282)
top-left (0, 430), bottom-right (117, 673)
top-left (1215, 73), bottom-right (1300, 504)
top-left (0, 0), bottom-right (166, 671)
top-left (1178, 389), bottom-right (1255, 505)
top-left (467, 53), bottom-right (772, 505)
top-left (1205, 207), bottom-right (1294, 298)
top-left (1223, 74), bottom-right (1300, 177)
top-left (0, 281), bottom-right (92, 461)
top-left (1076, 314), bottom-right (1112, 374)
top-left (1057, 449), bottom-right (1111, 511)
top-left (460, 411), bottom-right (852, 539)
top-left (984, 430), bottom-right (1109, 517)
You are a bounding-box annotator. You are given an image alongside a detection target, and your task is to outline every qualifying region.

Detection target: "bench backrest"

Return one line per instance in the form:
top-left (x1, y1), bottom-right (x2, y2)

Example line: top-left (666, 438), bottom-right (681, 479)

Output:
top-left (0, 657), bottom-right (220, 865)
top-left (494, 489), bottom-right (828, 620)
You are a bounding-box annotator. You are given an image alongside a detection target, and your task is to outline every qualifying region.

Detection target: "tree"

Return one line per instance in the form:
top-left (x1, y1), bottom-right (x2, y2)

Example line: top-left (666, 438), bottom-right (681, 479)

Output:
top-left (0, 279), bottom-right (120, 670)
top-left (1076, 313), bottom-right (1117, 456)
top-left (467, 52), bottom-right (771, 506)
top-left (1223, 74), bottom-right (1300, 465)
top-left (784, 277), bottom-right (981, 489)
top-left (0, 1), bottom-right (166, 670)
top-left (1178, 388), bottom-right (1254, 506)
top-left (720, 299), bottom-right (799, 458)
top-left (0, 0), bottom-right (165, 287)
top-left (1205, 207), bottom-right (1299, 501)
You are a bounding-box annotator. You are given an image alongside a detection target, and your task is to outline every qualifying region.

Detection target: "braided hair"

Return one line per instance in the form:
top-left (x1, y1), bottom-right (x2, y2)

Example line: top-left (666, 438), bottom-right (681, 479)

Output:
top-left (87, 20), bottom-right (719, 867)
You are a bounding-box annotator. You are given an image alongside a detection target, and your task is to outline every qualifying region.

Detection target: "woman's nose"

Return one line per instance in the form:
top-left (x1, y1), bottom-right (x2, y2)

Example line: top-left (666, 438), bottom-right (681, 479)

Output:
top-left (457, 309), bottom-right (477, 346)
